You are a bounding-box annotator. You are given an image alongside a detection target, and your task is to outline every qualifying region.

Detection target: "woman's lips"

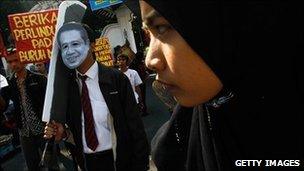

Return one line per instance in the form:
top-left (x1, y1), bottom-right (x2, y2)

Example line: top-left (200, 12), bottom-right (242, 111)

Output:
top-left (155, 80), bottom-right (177, 93)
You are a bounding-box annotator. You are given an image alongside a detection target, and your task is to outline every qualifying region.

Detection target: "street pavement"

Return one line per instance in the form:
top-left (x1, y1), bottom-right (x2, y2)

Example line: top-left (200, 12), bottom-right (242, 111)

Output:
top-left (1, 75), bottom-right (170, 171)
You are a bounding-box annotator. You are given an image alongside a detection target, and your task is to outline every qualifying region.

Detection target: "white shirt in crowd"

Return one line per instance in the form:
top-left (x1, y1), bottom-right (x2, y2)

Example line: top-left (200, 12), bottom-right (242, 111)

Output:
top-left (0, 74), bottom-right (8, 89)
top-left (123, 68), bottom-right (142, 103)
top-left (76, 62), bottom-right (112, 154)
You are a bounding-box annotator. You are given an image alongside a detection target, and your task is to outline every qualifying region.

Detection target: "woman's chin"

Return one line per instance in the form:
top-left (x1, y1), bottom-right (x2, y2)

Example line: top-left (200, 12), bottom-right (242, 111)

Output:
top-left (177, 94), bottom-right (212, 107)
top-left (176, 96), bottom-right (199, 107)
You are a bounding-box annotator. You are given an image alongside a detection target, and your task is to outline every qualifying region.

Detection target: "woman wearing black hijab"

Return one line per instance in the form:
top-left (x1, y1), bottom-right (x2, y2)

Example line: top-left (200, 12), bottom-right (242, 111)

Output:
top-left (128, 1), bottom-right (303, 170)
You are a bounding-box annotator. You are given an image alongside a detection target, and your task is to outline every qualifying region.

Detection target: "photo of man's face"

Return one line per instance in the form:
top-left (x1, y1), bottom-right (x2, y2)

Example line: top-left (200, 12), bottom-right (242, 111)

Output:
top-left (59, 30), bottom-right (89, 69)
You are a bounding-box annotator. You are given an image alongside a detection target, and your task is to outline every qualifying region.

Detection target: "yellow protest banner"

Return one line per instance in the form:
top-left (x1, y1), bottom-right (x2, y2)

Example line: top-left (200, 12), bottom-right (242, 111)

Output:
top-left (94, 37), bottom-right (113, 67)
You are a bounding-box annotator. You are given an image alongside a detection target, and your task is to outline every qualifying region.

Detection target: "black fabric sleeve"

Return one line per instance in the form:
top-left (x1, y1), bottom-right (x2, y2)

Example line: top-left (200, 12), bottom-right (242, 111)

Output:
top-left (119, 73), bottom-right (150, 171)
top-left (0, 84), bottom-right (11, 112)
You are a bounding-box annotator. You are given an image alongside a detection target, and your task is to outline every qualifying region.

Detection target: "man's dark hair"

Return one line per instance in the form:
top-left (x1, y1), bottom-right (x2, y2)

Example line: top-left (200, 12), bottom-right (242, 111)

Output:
top-left (56, 22), bottom-right (99, 46)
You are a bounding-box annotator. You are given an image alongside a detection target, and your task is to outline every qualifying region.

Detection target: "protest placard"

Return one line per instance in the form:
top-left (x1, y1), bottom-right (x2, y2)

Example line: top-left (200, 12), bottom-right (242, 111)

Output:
top-left (8, 9), bottom-right (58, 64)
top-left (94, 37), bottom-right (113, 66)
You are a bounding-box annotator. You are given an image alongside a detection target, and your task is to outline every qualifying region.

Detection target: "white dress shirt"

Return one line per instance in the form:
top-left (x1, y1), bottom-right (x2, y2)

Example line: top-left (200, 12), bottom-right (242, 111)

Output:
top-left (76, 62), bottom-right (112, 154)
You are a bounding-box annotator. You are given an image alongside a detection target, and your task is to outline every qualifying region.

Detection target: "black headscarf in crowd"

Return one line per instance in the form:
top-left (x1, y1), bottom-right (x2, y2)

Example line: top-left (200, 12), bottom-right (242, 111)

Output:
top-left (126, 0), bottom-right (304, 170)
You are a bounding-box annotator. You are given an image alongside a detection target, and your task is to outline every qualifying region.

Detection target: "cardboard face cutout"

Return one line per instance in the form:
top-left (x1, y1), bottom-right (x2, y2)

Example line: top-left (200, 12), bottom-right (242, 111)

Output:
top-left (42, 1), bottom-right (87, 122)
top-left (59, 30), bottom-right (90, 69)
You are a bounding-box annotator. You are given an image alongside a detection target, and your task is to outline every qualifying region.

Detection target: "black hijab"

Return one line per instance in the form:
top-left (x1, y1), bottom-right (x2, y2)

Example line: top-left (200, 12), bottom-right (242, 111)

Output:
top-left (136, 1), bottom-right (303, 93)
top-left (127, 0), bottom-right (304, 170)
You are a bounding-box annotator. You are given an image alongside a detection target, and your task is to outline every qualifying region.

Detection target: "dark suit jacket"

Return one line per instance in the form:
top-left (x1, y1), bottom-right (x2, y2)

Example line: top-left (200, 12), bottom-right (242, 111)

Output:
top-left (66, 63), bottom-right (149, 171)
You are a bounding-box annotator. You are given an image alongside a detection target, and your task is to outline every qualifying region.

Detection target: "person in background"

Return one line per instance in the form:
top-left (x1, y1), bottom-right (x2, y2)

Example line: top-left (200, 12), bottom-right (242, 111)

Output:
top-left (34, 62), bottom-right (48, 77)
top-left (3, 50), bottom-right (49, 171)
top-left (117, 54), bottom-right (144, 113)
top-left (44, 22), bottom-right (149, 171)
top-left (129, 0), bottom-right (304, 170)
top-left (129, 50), bottom-right (149, 116)
top-left (1, 71), bottom-right (20, 149)
top-left (0, 74), bottom-right (9, 171)
top-left (0, 74), bottom-right (8, 112)
top-left (113, 45), bottom-right (122, 69)
top-left (27, 64), bottom-right (37, 73)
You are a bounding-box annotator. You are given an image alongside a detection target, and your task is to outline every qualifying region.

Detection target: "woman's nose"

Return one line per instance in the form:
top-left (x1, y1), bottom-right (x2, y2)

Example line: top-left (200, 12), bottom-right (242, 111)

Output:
top-left (145, 38), bottom-right (165, 72)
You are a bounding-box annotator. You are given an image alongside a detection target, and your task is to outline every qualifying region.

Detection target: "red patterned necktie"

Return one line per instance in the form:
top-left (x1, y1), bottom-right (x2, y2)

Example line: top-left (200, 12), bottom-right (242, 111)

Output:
top-left (79, 75), bottom-right (99, 151)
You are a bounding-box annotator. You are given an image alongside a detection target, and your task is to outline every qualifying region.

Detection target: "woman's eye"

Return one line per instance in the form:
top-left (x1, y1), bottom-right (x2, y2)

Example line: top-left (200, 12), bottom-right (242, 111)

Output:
top-left (151, 24), bottom-right (172, 39)
top-left (142, 23), bottom-right (172, 42)
top-left (155, 25), bottom-right (171, 35)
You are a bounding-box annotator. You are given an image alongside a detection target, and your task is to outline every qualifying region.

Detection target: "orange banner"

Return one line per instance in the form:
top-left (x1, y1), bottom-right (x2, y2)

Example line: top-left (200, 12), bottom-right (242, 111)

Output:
top-left (8, 9), bottom-right (58, 63)
top-left (0, 29), bottom-right (7, 57)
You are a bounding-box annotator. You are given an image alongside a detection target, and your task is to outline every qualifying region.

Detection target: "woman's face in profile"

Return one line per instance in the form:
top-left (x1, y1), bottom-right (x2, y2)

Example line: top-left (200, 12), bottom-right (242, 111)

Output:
top-left (140, 1), bottom-right (222, 107)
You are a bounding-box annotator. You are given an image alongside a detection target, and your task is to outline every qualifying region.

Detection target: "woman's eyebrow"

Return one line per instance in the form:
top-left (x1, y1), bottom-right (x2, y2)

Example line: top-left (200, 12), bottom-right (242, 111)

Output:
top-left (142, 10), bottom-right (161, 28)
